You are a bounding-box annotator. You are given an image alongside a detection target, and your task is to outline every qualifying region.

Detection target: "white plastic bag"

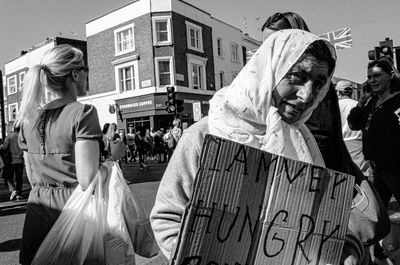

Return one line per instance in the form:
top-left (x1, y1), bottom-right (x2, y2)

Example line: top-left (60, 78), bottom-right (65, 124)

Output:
top-left (114, 163), bottom-right (159, 258)
top-left (31, 169), bottom-right (106, 265)
top-left (32, 161), bottom-right (138, 265)
top-left (105, 162), bottom-right (136, 264)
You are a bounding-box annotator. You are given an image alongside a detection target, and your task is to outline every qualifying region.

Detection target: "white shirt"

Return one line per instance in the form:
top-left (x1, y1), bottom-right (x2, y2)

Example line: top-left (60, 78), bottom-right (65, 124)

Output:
top-left (338, 98), bottom-right (363, 141)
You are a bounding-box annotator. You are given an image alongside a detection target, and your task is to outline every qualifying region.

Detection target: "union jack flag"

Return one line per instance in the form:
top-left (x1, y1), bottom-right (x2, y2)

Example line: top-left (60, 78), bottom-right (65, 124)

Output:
top-left (319, 27), bottom-right (353, 51)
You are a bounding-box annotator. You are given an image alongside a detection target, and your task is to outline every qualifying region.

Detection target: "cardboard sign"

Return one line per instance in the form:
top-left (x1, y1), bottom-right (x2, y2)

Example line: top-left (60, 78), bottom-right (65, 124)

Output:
top-left (171, 135), bottom-right (355, 265)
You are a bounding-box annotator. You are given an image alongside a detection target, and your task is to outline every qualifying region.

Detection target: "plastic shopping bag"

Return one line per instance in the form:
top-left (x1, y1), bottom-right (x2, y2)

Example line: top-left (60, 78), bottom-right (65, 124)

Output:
top-left (31, 170), bottom-right (106, 265)
top-left (105, 161), bottom-right (136, 264)
top-left (110, 163), bottom-right (159, 258)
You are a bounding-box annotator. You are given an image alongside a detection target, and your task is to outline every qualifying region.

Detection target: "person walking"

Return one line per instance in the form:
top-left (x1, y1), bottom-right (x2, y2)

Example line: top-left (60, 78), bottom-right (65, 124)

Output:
top-left (153, 129), bottom-right (165, 163)
top-left (135, 126), bottom-right (150, 170)
top-left (336, 80), bottom-right (370, 176)
top-left (3, 126), bottom-right (24, 201)
top-left (126, 128), bottom-right (137, 163)
top-left (170, 118), bottom-right (182, 145)
top-left (15, 44), bottom-right (124, 264)
top-left (348, 58), bottom-right (400, 207)
top-left (348, 58), bottom-right (400, 263)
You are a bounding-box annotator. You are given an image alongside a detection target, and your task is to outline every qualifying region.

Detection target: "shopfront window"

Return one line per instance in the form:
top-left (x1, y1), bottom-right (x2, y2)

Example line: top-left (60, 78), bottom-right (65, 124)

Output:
top-left (127, 117), bottom-right (150, 132)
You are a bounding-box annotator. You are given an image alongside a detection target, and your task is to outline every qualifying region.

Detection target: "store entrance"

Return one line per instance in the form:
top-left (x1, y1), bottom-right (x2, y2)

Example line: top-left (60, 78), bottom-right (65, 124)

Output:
top-left (126, 117), bottom-right (150, 133)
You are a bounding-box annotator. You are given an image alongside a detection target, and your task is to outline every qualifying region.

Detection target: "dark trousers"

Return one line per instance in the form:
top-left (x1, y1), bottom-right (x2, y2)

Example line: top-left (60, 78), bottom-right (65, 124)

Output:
top-left (20, 186), bottom-right (74, 265)
top-left (371, 162), bottom-right (400, 208)
top-left (138, 151), bottom-right (146, 168)
top-left (128, 145), bottom-right (136, 162)
top-left (5, 163), bottom-right (23, 195)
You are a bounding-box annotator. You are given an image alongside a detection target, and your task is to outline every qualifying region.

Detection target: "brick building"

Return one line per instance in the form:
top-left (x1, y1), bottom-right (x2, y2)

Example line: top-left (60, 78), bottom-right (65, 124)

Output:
top-left (82, 0), bottom-right (261, 132)
top-left (3, 37), bottom-right (87, 132)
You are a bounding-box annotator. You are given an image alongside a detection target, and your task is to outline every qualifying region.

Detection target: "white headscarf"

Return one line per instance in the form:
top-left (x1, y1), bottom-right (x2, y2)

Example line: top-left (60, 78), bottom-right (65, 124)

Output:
top-left (208, 29), bottom-right (336, 166)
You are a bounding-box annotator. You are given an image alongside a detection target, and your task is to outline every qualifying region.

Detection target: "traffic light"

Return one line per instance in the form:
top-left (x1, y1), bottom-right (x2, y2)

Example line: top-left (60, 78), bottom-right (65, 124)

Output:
top-left (368, 38), bottom-right (394, 61)
top-left (380, 45), bottom-right (393, 58)
top-left (176, 99), bottom-right (184, 113)
top-left (165, 86), bottom-right (176, 113)
top-left (395, 47), bottom-right (400, 71)
top-left (368, 46), bottom-right (393, 60)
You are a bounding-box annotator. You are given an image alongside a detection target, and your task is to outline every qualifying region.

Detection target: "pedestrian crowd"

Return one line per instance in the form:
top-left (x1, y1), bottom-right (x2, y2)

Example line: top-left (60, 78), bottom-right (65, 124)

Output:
top-left (97, 119), bottom-right (183, 171)
top-left (1, 10), bottom-right (399, 265)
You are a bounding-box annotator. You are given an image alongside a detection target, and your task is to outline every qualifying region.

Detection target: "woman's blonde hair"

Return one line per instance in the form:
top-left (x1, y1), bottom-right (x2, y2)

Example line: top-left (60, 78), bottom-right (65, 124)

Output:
top-left (15, 44), bottom-right (83, 126)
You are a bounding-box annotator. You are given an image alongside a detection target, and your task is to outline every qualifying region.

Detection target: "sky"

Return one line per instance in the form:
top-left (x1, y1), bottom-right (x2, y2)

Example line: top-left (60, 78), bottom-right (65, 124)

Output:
top-left (1, 0), bottom-right (400, 83)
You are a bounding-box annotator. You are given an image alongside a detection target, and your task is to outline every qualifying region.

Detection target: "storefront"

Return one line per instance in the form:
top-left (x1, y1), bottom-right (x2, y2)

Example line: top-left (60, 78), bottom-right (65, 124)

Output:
top-left (114, 92), bottom-right (212, 132)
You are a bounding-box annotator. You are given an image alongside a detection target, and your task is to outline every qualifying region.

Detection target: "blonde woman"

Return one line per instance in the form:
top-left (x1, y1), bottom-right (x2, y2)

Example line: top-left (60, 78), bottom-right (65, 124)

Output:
top-left (15, 44), bottom-right (122, 264)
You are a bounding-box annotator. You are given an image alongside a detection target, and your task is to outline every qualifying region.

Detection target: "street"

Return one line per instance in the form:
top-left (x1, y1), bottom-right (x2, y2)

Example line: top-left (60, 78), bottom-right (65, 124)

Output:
top-left (0, 161), bottom-right (168, 265)
top-left (1, 160), bottom-right (400, 265)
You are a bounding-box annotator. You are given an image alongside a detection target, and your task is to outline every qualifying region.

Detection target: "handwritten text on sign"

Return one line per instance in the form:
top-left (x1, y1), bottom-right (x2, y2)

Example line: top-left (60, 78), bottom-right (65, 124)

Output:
top-left (172, 135), bottom-right (354, 265)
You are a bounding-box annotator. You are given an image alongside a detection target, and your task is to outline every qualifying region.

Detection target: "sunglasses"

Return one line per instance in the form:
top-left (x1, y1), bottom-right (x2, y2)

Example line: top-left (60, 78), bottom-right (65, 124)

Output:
top-left (73, 66), bottom-right (89, 73)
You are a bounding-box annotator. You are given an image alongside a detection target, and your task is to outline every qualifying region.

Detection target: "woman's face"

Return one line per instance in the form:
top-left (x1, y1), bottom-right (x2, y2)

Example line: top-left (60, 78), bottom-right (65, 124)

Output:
top-left (367, 66), bottom-right (392, 95)
top-left (262, 28), bottom-right (276, 41)
top-left (75, 60), bottom-right (88, 97)
top-left (273, 54), bottom-right (329, 124)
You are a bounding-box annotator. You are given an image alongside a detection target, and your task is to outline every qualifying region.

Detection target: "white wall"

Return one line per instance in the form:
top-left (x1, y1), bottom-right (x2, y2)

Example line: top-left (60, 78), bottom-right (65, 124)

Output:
top-left (78, 91), bottom-right (118, 127)
top-left (86, 0), bottom-right (151, 37)
top-left (5, 42), bottom-right (54, 74)
top-left (211, 19), bottom-right (260, 89)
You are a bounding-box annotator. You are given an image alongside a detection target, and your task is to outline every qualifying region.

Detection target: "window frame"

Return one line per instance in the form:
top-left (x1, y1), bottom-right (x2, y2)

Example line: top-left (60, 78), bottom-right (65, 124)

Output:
top-left (155, 56), bottom-right (174, 87)
top-left (19, 72), bottom-right (25, 91)
top-left (114, 60), bottom-right (140, 94)
top-left (7, 75), bottom-right (17, 95)
top-left (217, 37), bottom-right (223, 57)
top-left (219, 71), bottom-right (225, 89)
top-left (8, 102), bottom-right (18, 121)
top-left (187, 53), bottom-right (208, 90)
top-left (185, 21), bottom-right (203, 53)
top-left (114, 23), bottom-right (136, 56)
top-left (230, 42), bottom-right (240, 63)
top-left (152, 16), bottom-right (172, 46)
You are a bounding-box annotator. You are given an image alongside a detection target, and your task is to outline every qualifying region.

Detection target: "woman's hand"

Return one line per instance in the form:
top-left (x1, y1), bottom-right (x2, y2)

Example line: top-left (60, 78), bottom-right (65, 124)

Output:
top-left (343, 255), bottom-right (359, 265)
top-left (358, 83), bottom-right (372, 107)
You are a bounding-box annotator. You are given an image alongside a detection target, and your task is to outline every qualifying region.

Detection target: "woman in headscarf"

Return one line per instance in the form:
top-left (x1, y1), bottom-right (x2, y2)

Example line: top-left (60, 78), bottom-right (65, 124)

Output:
top-left (151, 30), bottom-right (366, 263)
top-left (261, 11), bottom-right (360, 176)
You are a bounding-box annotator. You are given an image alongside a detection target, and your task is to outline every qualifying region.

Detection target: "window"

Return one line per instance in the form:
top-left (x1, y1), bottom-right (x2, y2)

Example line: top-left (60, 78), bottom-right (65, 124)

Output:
top-left (185, 21), bottom-right (203, 52)
top-left (8, 103), bottom-right (18, 121)
top-left (7, 75), bottom-right (17, 95)
top-left (217, 38), bottom-right (223, 57)
top-left (152, 16), bottom-right (172, 45)
top-left (119, 66), bottom-right (134, 92)
top-left (19, 72), bottom-right (25, 91)
top-left (219, 71), bottom-right (225, 89)
top-left (230, 42), bottom-right (239, 62)
top-left (114, 60), bottom-right (139, 93)
top-left (191, 63), bottom-right (203, 89)
top-left (114, 23), bottom-right (135, 55)
top-left (155, 57), bottom-right (174, 87)
top-left (187, 53), bottom-right (207, 90)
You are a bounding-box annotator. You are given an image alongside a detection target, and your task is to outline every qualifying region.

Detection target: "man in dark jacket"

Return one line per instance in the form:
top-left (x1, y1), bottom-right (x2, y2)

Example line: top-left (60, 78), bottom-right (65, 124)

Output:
top-left (3, 126), bottom-right (24, 201)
